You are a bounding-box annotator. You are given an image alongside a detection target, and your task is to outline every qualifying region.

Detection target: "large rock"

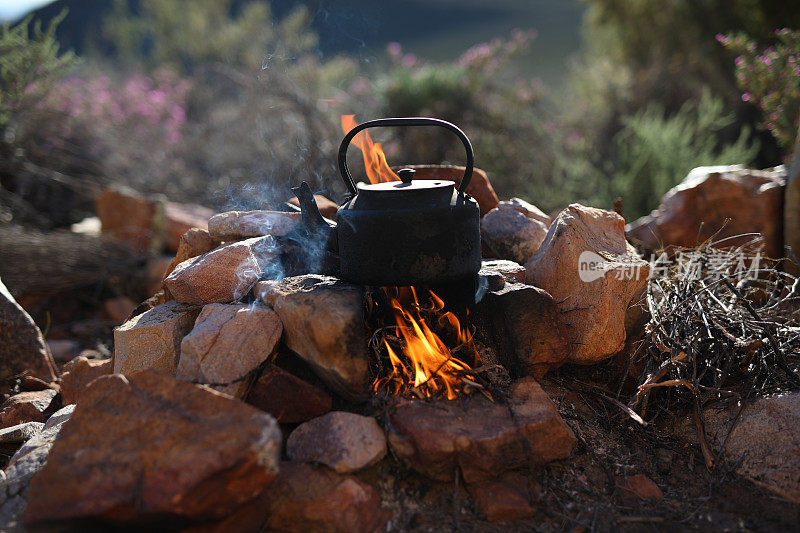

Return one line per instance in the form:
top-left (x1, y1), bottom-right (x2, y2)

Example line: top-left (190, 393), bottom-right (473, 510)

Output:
top-left (387, 377), bottom-right (576, 483)
top-left (113, 300), bottom-right (201, 375)
top-left (176, 303), bottom-right (282, 398)
top-left (256, 275), bottom-right (369, 397)
top-left (96, 186), bottom-right (163, 252)
top-left (525, 204), bottom-right (650, 364)
top-left (0, 278), bottom-right (58, 390)
top-left (0, 405), bottom-right (74, 531)
top-left (60, 356), bottom-right (112, 405)
top-left (0, 390), bottom-right (58, 428)
top-left (164, 228), bottom-right (220, 280)
top-left (627, 166), bottom-right (785, 258)
top-left (469, 473), bottom-right (538, 522)
top-left (207, 211), bottom-right (302, 241)
top-left (164, 236), bottom-right (278, 305)
top-left (481, 205), bottom-right (549, 264)
top-left (246, 364), bottom-right (332, 424)
top-left (287, 412), bottom-right (386, 473)
top-left (393, 165), bottom-right (499, 215)
top-left (473, 282), bottom-right (571, 378)
top-left (24, 371), bottom-right (282, 526)
top-left (263, 462), bottom-right (390, 533)
top-left (694, 393), bottom-right (800, 503)
top-left (164, 201), bottom-right (215, 253)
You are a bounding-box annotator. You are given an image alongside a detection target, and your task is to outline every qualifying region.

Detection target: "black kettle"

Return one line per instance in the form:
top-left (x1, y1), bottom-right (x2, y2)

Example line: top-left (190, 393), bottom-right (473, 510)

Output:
top-left (293, 117), bottom-right (481, 287)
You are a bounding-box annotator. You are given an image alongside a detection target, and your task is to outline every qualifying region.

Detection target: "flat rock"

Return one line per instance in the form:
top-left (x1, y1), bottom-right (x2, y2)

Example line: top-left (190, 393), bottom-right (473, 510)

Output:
top-left (60, 356), bottom-right (112, 405)
top-left (164, 228), bottom-right (220, 280)
top-left (525, 204), bottom-right (650, 364)
top-left (481, 203), bottom-right (549, 264)
top-left (263, 462), bottom-right (390, 533)
top-left (24, 371), bottom-right (281, 526)
top-left (0, 422), bottom-right (44, 444)
top-left (470, 473), bottom-right (538, 522)
top-left (0, 405), bottom-right (74, 531)
top-left (164, 236), bottom-right (278, 305)
top-left (473, 282), bottom-right (570, 378)
top-left (0, 278), bottom-right (58, 389)
top-left (627, 165), bottom-right (785, 258)
top-left (287, 412), bottom-right (386, 473)
top-left (176, 303), bottom-right (282, 398)
top-left (0, 390), bottom-right (58, 428)
top-left (387, 377), bottom-right (576, 483)
top-left (246, 364), bottom-right (332, 424)
top-left (113, 300), bottom-right (201, 375)
top-left (256, 275), bottom-right (369, 397)
top-left (164, 201), bottom-right (215, 253)
top-left (208, 210), bottom-right (302, 241)
top-left (479, 259), bottom-right (527, 285)
top-left (394, 165), bottom-right (499, 215)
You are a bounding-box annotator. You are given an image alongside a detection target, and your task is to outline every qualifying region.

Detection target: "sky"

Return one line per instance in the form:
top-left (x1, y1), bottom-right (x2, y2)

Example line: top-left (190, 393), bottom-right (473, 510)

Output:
top-left (0, 0), bottom-right (53, 21)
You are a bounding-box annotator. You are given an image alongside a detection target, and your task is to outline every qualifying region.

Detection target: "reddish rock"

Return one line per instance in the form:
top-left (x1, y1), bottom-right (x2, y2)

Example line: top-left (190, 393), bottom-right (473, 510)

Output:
top-left (0, 390), bottom-right (58, 428)
top-left (96, 187), bottom-right (162, 252)
top-left (20, 376), bottom-right (58, 392)
top-left (525, 204), bottom-right (650, 364)
top-left (113, 300), bottom-right (201, 375)
top-left (0, 278), bottom-right (58, 389)
top-left (246, 364), bottom-right (332, 423)
top-left (287, 412), bottom-right (386, 473)
top-left (615, 474), bottom-right (664, 501)
top-left (387, 377), bottom-right (576, 483)
top-left (481, 200), bottom-right (550, 264)
top-left (470, 473), bottom-right (538, 522)
top-left (176, 303), bottom-right (282, 398)
top-left (60, 356), bottom-right (112, 405)
top-left (208, 210), bottom-right (302, 241)
top-left (627, 166), bottom-right (785, 258)
top-left (288, 195), bottom-right (339, 219)
top-left (474, 282), bottom-right (571, 378)
top-left (164, 236), bottom-right (278, 305)
top-left (395, 165), bottom-right (499, 215)
top-left (256, 275), bottom-right (369, 397)
top-left (164, 228), bottom-right (220, 280)
top-left (24, 371), bottom-right (282, 525)
top-left (164, 201), bottom-right (215, 253)
top-left (264, 462), bottom-right (390, 533)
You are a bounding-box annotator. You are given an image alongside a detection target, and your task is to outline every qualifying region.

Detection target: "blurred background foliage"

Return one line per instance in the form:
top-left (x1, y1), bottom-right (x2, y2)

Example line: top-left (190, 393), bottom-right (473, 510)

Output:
top-left (1, 0), bottom-right (799, 227)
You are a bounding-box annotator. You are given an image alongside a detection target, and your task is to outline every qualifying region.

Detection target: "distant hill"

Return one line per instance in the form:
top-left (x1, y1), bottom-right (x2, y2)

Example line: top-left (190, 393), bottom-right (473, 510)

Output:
top-left (22, 0), bottom-right (585, 85)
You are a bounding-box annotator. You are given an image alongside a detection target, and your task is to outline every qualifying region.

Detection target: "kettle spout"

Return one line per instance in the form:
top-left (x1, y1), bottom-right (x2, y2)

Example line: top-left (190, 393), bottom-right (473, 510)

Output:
top-left (291, 181), bottom-right (336, 236)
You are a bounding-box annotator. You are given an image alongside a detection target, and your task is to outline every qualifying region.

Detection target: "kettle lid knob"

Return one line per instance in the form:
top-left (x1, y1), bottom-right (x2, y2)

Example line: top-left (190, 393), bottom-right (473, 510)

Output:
top-left (397, 168), bottom-right (415, 184)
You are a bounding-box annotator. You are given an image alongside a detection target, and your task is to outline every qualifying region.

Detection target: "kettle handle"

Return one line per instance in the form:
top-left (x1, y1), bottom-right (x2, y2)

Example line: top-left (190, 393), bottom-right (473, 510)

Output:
top-left (338, 117), bottom-right (475, 197)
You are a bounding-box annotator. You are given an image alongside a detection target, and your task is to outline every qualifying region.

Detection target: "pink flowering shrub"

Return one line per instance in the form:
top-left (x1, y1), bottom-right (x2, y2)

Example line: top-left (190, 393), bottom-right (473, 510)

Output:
top-left (718, 29), bottom-right (800, 155)
top-left (45, 70), bottom-right (190, 146)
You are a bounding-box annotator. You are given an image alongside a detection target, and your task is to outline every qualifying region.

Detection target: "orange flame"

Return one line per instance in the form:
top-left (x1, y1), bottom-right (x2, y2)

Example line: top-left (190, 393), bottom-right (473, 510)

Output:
top-left (341, 114), bottom-right (399, 184)
top-left (373, 287), bottom-right (477, 400)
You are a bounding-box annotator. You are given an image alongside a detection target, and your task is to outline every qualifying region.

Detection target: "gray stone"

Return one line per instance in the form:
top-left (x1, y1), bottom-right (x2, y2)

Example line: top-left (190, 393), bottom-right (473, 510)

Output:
top-left (0, 422), bottom-right (44, 444)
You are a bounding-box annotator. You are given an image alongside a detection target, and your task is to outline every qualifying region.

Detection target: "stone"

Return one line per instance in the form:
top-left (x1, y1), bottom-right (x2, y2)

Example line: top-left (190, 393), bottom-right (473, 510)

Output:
top-left (525, 204), bottom-right (650, 364)
top-left (176, 303), bottom-right (282, 398)
top-left (164, 228), bottom-right (220, 280)
top-left (481, 203), bottom-right (549, 264)
top-left (24, 371), bottom-right (282, 525)
top-left (470, 473), bottom-right (538, 522)
top-left (615, 474), bottom-right (663, 501)
top-left (627, 166), bottom-right (785, 258)
top-left (288, 195), bottom-right (339, 219)
top-left (393, 165), bottom-right (499, 215)
top-left (256, 275), bottom-right (369, 397)
top-left (208, 210), bottom-right (302, 241)
top-left (45, 339), bottom-right (80, 363)
top-left (0, 390), bottom-right (58, 428)
top-left (96, 186), bottom-right (163, 253)
top-left (0, 406), bottom-right (74, 531)
top-left (0, 422), bottom-right (44, 444)
top-left (246, 364), bottom-right (332, 424)
top-left (164, 201), bottom-right (215, 253)
top-left (19, 376), bottom-right (57, 392)
top-left (479, 259), bottom-right (527, 284)
top-left (164, 236), bottom-right (278, 305)
top-left (287, 412), bottom-right (386, 473)
top-left (102, 296), bottom-right (138, 324)
top-left (387, 377), bottom-right (576, 483)
top-left (113, 300), bottom-right (201, 375)
top-left (60, 356), bottom-right (112, 405)
top-left (499, 197), bottom-right (552, 225)
top-left (263, 462), bottom-right (390, 533)
top-left (474, 282), bottom-right (571, 378)
top-left (0, 278), bottom-right (58, 388)
top-left (693, 393), bottom-right (800, 503)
